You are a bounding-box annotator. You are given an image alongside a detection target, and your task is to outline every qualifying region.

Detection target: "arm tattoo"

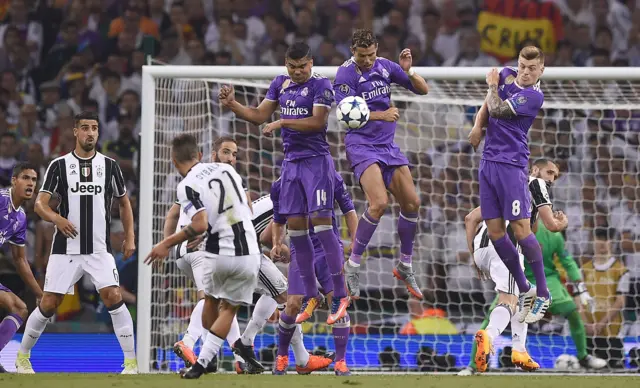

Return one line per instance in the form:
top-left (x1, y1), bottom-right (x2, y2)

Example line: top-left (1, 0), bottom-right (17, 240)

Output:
top-left (486, 85), bottom-right (515, 119)
top-left (183, 225), bottom-right (198, 239)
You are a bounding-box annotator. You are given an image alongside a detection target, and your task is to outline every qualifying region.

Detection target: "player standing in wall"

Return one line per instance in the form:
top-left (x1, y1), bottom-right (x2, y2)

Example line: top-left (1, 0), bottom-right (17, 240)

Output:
top-left (218, 42), bottom-right (351, 326)
top-left (334, 29), bottom-right (428, 300)
top-left (468, 46), bottom-right (550, 323)
top-left (16, 111), bottom-right (137, 374)
top-left (460, 158), bottom-right (568, 374)
top-left (146, 134), bottom-right (262, 380)
top-left (0, 164), bottom-right (43, 372)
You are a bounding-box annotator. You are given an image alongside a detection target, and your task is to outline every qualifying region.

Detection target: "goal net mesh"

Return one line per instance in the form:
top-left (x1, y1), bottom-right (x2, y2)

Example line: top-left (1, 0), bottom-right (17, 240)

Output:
top-left (146, 73), bottom-right (640, 372)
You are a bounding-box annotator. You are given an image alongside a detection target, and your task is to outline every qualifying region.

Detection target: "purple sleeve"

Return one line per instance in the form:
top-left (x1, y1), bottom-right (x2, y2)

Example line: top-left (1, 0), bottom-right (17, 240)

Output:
top-left (264, 76), bottom-right (281, 101)
top-left (313, 78), bottom-right (334, 108)
top-left (333, 173), bottom-right (355, 214)
top-left (506, 88), bottom-right (544, 118)
top-left (9, 220), bottom-right (26, 246)
top-left (388, 60), bottom-right (417, 93)
top-left (333, 65), bottom-right (357, 104)
top-left (270, 180), bottom-right (286, 224)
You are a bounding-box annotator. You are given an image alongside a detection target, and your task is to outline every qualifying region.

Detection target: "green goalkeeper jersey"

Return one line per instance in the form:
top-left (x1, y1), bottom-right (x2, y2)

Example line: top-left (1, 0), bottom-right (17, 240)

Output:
top-left (524, 223), bottom-right (582, 283)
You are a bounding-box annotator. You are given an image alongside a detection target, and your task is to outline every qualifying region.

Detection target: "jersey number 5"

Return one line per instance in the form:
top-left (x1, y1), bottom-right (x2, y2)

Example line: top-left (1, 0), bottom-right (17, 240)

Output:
top-left (208, 171), bottom-right (244, 214)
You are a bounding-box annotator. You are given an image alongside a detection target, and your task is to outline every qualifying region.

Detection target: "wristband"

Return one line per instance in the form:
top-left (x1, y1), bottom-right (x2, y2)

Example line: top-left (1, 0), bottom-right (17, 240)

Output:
top-left (572, 281), bottom-right (587, 296)
top-left (407, 68), bottom-right (415, 77)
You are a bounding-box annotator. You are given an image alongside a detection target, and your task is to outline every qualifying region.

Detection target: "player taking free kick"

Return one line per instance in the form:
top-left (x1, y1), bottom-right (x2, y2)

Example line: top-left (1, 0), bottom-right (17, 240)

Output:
top-left (468, 46), bottom-right (549, 323)
top-left (218, 42), bottom-right (350, 325)
top-left (334, 29), bottom-right (428, 300)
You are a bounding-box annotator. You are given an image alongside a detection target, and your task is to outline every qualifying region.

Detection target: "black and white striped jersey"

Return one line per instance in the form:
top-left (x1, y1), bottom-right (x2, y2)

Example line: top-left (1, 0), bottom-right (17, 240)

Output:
top-left (176, 162), bottom-right (259, 257)
top-left (474, 176), bottom-right (552, 251)
top-left (40, 151), bottom-right (127, 255)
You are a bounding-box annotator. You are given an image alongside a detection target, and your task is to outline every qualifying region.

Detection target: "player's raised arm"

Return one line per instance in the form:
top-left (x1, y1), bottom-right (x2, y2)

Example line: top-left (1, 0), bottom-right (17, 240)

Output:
top-left (218, 85), bottom-right (278, 125)
top-left (111, 161), bottom-right (136, 259)
top-left (392, 49), bottom-right (428, 95)
top-left (164, 202), bottom-right (180, 239)
top-left (469, 101), bottom-right (489, 149)
top-left (530, 176), bottom-right (568, 232)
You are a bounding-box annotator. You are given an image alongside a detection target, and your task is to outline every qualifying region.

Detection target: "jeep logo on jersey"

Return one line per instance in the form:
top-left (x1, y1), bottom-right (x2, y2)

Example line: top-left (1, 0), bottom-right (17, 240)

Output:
top-left (70, 182), bottom-right (103, 195)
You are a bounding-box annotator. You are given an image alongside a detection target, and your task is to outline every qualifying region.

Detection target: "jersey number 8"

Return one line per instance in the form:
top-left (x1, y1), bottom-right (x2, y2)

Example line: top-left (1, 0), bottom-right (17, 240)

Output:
top-left (511, 200), bottom-right (521, 217)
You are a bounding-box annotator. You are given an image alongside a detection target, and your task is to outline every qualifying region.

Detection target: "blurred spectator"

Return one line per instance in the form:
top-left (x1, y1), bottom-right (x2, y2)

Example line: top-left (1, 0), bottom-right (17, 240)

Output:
top-left (0, 132), bottom-right (18, 187)
top-left (0, 0), bottom-right (44, 66)
top-left (108, 4), bottom-right (159, 40)
top-left (286, 8), bottom-right (322, 54)
top-left (168, 1), bottom-right (196, 42)
top-left (157, 27), bottom-right (192, 65)
top-left (102, 112), bottom-right (139, 180)
top-left (148, 0), bottom-right (172, 34)
top-left (443, 28), bottom-right (499, 67)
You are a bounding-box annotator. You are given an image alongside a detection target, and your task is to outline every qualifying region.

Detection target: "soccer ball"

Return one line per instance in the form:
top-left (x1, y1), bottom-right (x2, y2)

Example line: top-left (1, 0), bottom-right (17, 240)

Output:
top-left (336, 96), bottom-right (370, 129)
top-left (554, 354), bottom-right (581, 371)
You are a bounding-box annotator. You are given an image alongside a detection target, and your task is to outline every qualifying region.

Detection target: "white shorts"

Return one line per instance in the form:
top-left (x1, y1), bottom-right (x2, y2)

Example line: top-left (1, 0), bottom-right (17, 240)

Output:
top-left (176, 251), bottom-right (213, 292)
top-left (203, 253), bottom-right (260, 306)
top-left (44, 252), bottom-right (119, 295)
top-left (474, 246), bottom-right (525, 295)
top-left (255, 254), bottom-right (287, 298)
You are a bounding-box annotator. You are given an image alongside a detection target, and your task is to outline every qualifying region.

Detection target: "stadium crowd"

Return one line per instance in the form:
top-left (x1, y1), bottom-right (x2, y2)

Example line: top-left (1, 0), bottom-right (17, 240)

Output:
top-left (0, 0), bottom-right (638, 363)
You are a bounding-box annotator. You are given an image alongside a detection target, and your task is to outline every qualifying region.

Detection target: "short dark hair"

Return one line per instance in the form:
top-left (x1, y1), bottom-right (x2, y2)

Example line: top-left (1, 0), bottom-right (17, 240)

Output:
top-left (171, 134), bottom-right (199, 163)
top-left (532, 158), bottom-right (558, 169)
top-left (519, 46), bottom-right (545, 63)
top-left (74, 111), bottom-right (99, 127)
top-left (213, 136), bottom-right (236, 153)
top-left (351, 29), bottom-right (377, 49)
top-left (285, 42), bottom-right (311, 60)
top-left (12, 162), bottom-right (38, 178)
top-left (594, 227), bottom-right (615, 241)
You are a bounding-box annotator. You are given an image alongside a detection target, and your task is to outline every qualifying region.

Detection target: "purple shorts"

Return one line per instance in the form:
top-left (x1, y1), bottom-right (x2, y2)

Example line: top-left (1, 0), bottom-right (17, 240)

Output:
top-left (346, 143), bottom-right (409, 188)
top-left (279, 154), bottom-right (336, 216)
top-left (479, 159), bottom-right (531, 221)
top-left (287, 241), bottom-right (334, 296)
top-left (0, 283), bottom-right (11, 293)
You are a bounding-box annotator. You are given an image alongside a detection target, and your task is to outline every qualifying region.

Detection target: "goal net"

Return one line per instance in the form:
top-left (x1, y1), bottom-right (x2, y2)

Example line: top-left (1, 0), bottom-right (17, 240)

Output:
top-left (138, 66), bottom-right (640, 373)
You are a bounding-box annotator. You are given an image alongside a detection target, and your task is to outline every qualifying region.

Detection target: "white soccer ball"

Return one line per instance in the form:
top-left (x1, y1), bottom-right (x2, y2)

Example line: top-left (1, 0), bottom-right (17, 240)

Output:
top-left (336, 96), bottom-right (370, 130)
top-left (554, 354), bottom-right (581, 371)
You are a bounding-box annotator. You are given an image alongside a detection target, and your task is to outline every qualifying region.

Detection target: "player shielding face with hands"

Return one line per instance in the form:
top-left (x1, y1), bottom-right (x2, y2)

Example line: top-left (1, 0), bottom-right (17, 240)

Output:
top-left (467, 46), bottom-right (551, 324)
top-left (219, 42), bottom-right (352, 325)
top-left (16, 111), bottom-right (137, 374)
top-left (333, 29), bottom-right (428, 300)
top-left (147, 134), bottom-right (261, 379)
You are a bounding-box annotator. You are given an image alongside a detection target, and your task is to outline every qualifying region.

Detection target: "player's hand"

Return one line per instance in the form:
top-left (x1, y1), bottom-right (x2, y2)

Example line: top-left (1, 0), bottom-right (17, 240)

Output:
top-left (343, 242), bottom-right (352, 257)
top-left (186, 234), bottom-right (205, 250)
top-left (262, 120), bottom-right (282, 136)
top-left (54, 215), bottom-right (78, 238)
top-left (145, 243), bottom-right (170, 265)
top-left (468, 126), bottom-right (484, 150)
top-left (218, 85), bottom-right (235, 106)
top-left (270, 244), bottom-right (282, 261)
top-left (485, 68), bottom-right (499, 87)
top-left (554, 210), bottom-right (569, 230)
top-left (398, 48), bottom-right (413, 72)
top-left (580, 291), bottom-right (596, 314)
top-left (382, 107), bottom-right (400, 122)
top-left (122, 238), bottom-right (136, 260)
top-left (473, 261), bottom-right (489, 281)
top-left (594, 321), bottom-right (606, 335)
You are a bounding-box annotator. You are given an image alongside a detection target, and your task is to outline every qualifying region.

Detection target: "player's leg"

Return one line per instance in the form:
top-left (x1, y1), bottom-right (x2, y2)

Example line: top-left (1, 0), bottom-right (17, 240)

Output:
top-left (0, 286), bottom-right (28, 355)
top-left (388, 163), bottom-right (422, 299)
top-left (17, 254), bottom-right (82, 374)
top-left (226, 315), bottom-right (248, 372)
top-left (344, 162), bottom-right (387, 298)
top-left (173, 256), bottom-right (204, 367)
top-left (306, 155), bottom-right (349, 321)
top-left (321, 291), bottom-right (351, 376)
top-left (89, 253), bottom-right (136, 374)
top-left (460, 295), bottom-right (498, 375)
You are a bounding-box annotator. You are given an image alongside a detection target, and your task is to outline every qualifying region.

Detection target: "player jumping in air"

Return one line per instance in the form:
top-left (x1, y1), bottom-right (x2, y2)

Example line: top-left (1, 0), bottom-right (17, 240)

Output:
top-left (146, 134), bottom-right (262, 380)
top-left (334, 29), bottom-right (428, 300)
top-left (460, 159), bottom-right (569, 374)
top-left (468, 46), bottom-right (550, 323)
top-left (269, 171), bottom-right (358, 376)
top-left (0, 164), bottom-right (43, 373)
top-left (218, 42), bottom-right (351, 326)
top-left (17, 111), bottom-right (137, 374)
top-left (166, 137), bottom-right (287, 374)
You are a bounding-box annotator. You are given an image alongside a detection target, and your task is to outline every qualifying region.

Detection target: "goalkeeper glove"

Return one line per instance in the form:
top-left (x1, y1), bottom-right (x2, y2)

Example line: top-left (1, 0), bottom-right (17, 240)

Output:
top-left (572, 282), bottom-right (595, 313)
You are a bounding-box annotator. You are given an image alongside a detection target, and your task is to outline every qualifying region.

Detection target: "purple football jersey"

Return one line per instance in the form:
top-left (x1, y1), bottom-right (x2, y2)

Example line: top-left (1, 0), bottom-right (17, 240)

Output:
top-left (0, 189), bottom-right (27, 247)
top-left (483, 67), bottom-right (544, 168)
top-left (264, 73), bottom-right (334, 161)
top-left (334, 57), bottom-right (417, 146)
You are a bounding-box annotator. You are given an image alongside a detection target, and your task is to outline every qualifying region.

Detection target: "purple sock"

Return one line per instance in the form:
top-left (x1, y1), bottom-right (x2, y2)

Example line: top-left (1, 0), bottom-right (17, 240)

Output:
top-left (519, 234), bottom-right (549, 298)
top-left (492, 235), bottom-right (530, 293)
top-left (315, 228), bottom-right (347, 298)
top-left (350, 210), bottom-right (380, 264)
top-left (332, 315), bottom-right (350, 362)
top-left (397, 212), bottom-right (418, 265)
top-left (290, 232), bottom-right (319, 298)
top-left (0, 313), bottom-right (23, 351)
top-left (277, 312), bottom-right (296, 357)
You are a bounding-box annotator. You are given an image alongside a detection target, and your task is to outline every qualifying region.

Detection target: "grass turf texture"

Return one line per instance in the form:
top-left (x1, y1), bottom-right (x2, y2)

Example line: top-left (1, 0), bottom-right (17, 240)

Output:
top-left (1, 374), bottom-right (638, 388)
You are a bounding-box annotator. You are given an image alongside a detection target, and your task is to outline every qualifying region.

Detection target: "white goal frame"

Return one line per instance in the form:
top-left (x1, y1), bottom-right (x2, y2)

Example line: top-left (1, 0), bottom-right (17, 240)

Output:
top-left (137, 65), bottom-right (640, 373)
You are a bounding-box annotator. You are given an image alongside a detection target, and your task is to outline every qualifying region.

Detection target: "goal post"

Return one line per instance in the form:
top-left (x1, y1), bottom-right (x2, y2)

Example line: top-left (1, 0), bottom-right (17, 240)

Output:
top-left (138, 65), bottom-right (640, 373)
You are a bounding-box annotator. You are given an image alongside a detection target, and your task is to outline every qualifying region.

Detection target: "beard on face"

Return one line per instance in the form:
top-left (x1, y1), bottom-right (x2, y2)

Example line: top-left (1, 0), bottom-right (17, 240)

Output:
top-left (80, 139), bottom-right (95, 152)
